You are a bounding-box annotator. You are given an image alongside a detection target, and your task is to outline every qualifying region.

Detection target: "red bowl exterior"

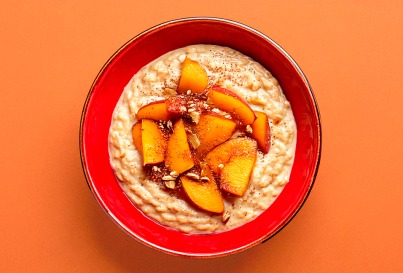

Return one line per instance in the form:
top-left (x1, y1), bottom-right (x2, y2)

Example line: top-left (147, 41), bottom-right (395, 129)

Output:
top-left (80, 17), bottom-right (321, 257)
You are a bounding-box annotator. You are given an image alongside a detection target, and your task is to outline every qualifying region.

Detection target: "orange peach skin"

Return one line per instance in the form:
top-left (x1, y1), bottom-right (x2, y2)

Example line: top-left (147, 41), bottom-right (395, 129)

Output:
top-left (141, 119), bottom-right (167, 165)
top-left (165, 119), bottom-right (195, 174)
top-left (194, 114), bottom-right (237, 156)
top-left (205, 137), bottom-right (257, 196)
top-left (208, 86), bottom-right (256, 125)
top-left (136, 100), bottom-right (171, 121)
top-left (181, 163), bottom-right (224, 214)
top-left (177, 57), bottom-right (208, 94)
top-left (250, 111), bottom-right (271, 154)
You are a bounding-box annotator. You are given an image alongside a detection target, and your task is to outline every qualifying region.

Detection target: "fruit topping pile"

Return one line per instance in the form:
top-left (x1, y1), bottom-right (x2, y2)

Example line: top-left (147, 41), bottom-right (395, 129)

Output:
top-left (132, 57), bottom-right (271, 214)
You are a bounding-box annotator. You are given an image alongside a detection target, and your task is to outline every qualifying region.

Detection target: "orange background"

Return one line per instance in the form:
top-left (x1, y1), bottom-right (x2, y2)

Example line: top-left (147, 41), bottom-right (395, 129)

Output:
top-left (1, 0), bottom-right (403, 272)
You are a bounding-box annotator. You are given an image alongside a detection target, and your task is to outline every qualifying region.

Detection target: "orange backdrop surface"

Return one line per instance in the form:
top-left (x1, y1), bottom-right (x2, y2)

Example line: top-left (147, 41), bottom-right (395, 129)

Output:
top-left (1, 0), bottom-right (403, 272)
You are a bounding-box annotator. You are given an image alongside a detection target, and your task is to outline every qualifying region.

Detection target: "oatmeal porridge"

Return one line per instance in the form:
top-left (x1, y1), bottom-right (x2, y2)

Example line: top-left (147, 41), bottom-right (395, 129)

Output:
top-left (108, 44), bottom-right (296, 233)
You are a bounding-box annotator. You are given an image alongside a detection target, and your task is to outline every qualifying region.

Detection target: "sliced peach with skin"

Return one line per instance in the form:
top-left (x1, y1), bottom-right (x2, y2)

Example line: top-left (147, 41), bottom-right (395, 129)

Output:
top-left (250, 111), bottom-right (271, 154)
top-left (220, 154), bottom-right (257, 196)
top-left (165, 119), bottom-right (195, 174)
top-left (141, 119), bottom-right (167, 165)
top-left (131, 121), bottom-right (143, 154)
top-left (193, 114), bottom-right (237, 157)
top-left (177, 57), bottom-right (208, 94)
top-left (181, 163), bottom-right (224, 214)
top-left (205, 137), bottom-right (257, 174)
top-left (205, 137), bottom-right (257, 196)
top-left (136, 100), bottom-right (171, 121)
top-left (208, 85), bottom-right (256, 125)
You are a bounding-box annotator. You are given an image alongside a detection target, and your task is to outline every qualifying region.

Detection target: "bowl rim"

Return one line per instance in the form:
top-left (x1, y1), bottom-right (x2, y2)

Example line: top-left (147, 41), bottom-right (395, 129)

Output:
top-left (79, 16), bottom-right (322, 258)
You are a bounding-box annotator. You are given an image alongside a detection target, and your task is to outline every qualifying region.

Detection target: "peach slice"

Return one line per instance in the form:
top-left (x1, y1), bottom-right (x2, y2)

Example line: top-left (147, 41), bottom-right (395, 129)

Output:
top-left (207, 86), bottom-right (256, 125)
top-left (205, 137), bottom-right (256, 174)
top-left (177, 57), bottom-right (208, 94)
top-left (141, 119), bottom-right (167, 165)
top-left (131, 121), bottom-right (143, 154)
top-left (193, 114), bottom-right (237, 156)
top-left (181, 163), bottom-right (224, 214)
top-left (250, 111), bottom-right (271, 154)
top-left (165, 119), bottom-right (195, 174)
top-left (136, 100), bottom-right (171, 121)
top-left (205, 137), bottom-right (257, 196)
top-left (220, 154), bottom-right (256, 196)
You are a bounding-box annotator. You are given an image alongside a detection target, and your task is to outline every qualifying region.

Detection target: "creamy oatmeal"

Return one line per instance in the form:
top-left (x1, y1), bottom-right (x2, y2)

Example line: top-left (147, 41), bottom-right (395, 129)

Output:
top-left (108, 44), bottom-right (296, 233)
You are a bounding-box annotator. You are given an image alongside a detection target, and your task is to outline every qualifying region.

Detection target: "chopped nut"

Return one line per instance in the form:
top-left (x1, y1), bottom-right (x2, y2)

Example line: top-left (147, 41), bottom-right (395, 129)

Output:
top-left (152, 166), bottom-right (159, 172)
top-left (224, 114), bottom-right (232, 119)
top-left (218, 163), bottom-right (224, 169)
top-left (188, 103), bottom-right (196, 108)
top-left (179, 106), bottom-right (187, 112)
top-left (200, 176), bottom-right (210, 182)
top-left (163, 88), bottom-right (177, 96)
top-left (162, 175), bottom-right (176, 181)
top-left (186, 90), bottom-right (192, 95)
top-left (188, 133), bottom-right (201, 149)
top-left (169, 171), bottom-right (179, 178)
top-left (164, 180), bottom-right (176, 189)
top-left (222, 210), bottom-right (231, 223)
top-left (245, 125), bottom-right (253, 134)
top-left (186, 173), bottom-right (200, 180)
top-left (231, 130), bottom-right (245, 139)
top-left (166, 120), bottom-right (173, 130)
top-left (211, 108), bottom-right (220, 113)
top-left (189, 111), bottom-right (201, 124)
top-left (187, 108), bottom-right (196, 113)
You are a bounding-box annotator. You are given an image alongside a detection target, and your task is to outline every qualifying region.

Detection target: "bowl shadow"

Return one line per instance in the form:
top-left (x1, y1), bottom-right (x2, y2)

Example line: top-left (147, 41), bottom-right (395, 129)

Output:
top-left (79, 181), bottom-right (301, 272)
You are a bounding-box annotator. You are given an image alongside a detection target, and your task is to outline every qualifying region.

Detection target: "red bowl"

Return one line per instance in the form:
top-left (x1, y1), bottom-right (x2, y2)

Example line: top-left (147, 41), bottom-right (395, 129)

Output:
top-left (80, 17), bottom-right (321, 257)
